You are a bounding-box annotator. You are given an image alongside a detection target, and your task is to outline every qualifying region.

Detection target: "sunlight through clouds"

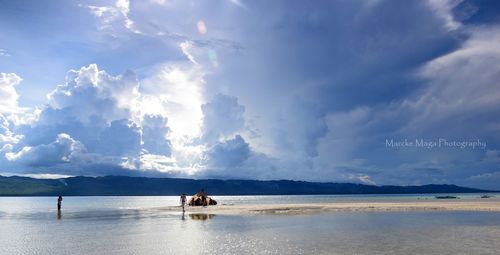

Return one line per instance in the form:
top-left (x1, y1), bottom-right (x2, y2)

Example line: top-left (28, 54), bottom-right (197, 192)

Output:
top-left (1, 0), bottom-right (500, 189)
top-left (140, 65), bottom-right (204, 140)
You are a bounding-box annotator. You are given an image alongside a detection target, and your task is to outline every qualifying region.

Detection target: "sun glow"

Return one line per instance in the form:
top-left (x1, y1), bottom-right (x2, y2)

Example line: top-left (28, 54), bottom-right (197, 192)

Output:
top-left (140, 66), bottom-right (204, 139)
top-left (139, 64), bottom-right (206, 173)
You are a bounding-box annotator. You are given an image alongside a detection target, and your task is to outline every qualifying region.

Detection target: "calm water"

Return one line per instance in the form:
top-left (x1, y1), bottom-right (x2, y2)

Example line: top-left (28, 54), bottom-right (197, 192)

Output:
top-left (1, 195), bottom-right (500, 254)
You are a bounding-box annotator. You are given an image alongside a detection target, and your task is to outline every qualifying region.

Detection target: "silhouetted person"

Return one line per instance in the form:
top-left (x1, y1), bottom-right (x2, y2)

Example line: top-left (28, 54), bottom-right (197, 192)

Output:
top-left (180, 193), bottom-right (187, 212)
top-left (57, 195), bottom-right (63, 211)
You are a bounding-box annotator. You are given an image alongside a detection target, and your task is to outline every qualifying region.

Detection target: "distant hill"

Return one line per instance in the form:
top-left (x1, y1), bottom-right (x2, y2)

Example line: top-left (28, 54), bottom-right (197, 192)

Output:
top-left (0, 175), bottom-right (493, 196)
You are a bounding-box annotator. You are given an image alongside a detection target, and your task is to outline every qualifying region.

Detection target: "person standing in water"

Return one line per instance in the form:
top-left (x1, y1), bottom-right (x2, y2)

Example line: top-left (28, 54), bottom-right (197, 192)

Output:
top-left (57, 195), bottom-right (63, 211)
top-left (180, 193), bottom-right (187, 212)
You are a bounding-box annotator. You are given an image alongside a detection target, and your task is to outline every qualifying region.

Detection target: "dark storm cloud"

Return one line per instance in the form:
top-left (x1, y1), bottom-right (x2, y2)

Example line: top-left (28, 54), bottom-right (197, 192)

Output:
top-left (204, 135), bottom-right (250, 168)
top-left (1, 0), bottom-right (500, 189)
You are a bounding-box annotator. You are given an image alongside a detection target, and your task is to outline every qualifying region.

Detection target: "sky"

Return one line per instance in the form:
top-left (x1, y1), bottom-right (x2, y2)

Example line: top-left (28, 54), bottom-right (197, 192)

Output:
top-left (1, 0), bottom-right (500, 189)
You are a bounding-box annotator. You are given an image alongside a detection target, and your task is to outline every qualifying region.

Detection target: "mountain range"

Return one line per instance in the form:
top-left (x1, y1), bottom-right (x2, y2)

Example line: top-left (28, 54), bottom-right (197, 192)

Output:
top-left (0, 175), bottom-right (493, 196)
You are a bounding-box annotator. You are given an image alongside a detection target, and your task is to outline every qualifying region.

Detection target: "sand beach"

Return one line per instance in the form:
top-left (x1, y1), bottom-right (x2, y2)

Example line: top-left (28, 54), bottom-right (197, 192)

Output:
top-left (162, 199), bottom-right (500, 215)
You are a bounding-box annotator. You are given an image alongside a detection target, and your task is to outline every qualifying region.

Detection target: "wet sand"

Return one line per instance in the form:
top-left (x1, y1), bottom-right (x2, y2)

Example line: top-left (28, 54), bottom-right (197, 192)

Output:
top-left (161, 200), bottom-right (500, 215)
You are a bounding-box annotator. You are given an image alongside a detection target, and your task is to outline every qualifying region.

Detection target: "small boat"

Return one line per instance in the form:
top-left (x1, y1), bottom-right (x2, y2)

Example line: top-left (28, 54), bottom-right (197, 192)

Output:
top-left (480, 195), bottom-right (493, 198)
top-left (435, 195), bottom-right (459, 199)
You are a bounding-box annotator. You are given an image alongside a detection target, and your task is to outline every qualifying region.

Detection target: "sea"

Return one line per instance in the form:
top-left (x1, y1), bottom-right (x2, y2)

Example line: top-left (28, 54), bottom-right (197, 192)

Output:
top-left (1, 194), bottom-right (499, 255)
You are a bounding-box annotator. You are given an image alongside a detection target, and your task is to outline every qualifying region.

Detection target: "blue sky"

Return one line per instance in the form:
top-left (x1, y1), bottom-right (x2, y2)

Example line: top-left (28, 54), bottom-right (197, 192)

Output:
top-left (1, 0), bottom-right (500, 189)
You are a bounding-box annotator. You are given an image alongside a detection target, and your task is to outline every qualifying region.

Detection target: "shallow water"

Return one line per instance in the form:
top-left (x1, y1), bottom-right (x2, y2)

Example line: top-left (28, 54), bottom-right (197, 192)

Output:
top-left (2, 193), bottom-right (498, 213)
top-left (1, 196), bottom-right (499, 254)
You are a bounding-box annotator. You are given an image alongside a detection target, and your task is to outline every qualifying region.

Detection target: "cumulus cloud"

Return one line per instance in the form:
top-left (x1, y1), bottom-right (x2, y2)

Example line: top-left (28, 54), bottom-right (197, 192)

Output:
top-left (199, 134), bottom-right (280, 180)
top-left (2, 0), bottom-right (500, 190)
top-left (178, 0), bottom-right (500, 187)
top-left (47, 64), bottom-right (138, 123)
top-left (139, 64), bottom-right (204, 140)
top-left (97, 119), bottom-right (141, 157)
top-left (189, 0), bottom-right (461, 168)
top-left (0, 114), bottom-right (21, 148)
top-left (1, 64), bottom-right (177, 176)
top-left (195, 93), bottom-right (281, 179)
top-left (0, 73), bottom-right (27, 155)
top-left (204, 135), bottom-right (250, 168)
top-left (19, 64), bottom-right (140, 150)
top-left (0, 73), bottom-right (22, 114)
top-left (201, 94), bottom-right (245, 143)
top-left (141, 114), bottom-right (172, 156)
top-left (6, 133), bottom-right (85, 167)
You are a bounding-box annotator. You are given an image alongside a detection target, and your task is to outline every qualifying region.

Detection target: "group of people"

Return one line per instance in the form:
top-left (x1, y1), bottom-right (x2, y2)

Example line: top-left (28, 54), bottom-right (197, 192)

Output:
top-left (180, 189), bottom-right (210, 211)
top-left (55, 189), bottom-right (208, 213)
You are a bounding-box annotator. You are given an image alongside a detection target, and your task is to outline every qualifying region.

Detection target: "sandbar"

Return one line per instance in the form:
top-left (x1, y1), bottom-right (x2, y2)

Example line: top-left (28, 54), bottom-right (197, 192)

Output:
top-left (160, 200), bottom-right (500, 215)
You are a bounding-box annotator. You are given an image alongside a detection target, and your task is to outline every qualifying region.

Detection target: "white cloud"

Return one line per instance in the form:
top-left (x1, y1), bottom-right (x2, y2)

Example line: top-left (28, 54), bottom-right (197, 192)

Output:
top-left (401, 27), bottom-right (500, 135)
top-left (135, 62), bottom-right (233, 176)
top-left (204, 135), bottom-right (250, 168)
top-left (0, 114), bottom-right (22, 146)
top-left (0, 62), bottom-right (222, 177)
top-left (6, 133), bottom-right (86, 167)
top-left (307, 25), bottom-right (500, 186)
top-left (0, 173), bottom-right (72, 179)
top-left (2, 64), bottom-right (179, 175)
top-left (3, 0), bottom-right (500, 189)
top-left (96, 119), bottom-right (142, 157)
top-left (349, 174), bottom-right (376, 186)
top-left (201, 93), bottom-right (245, 143)
top-left (0, 73), bottom-right (22, 114)
top-left (46, 64), bottom-right (139, 124)
top-left (85, 0), bottom-right (140, 34)
top-left (0, 49), bottom-right (10, 57)
top-left (0, 73), bottom-right (31, 150)
top-left (426, 0), bottom-right (463, 31)
top-left (141, 114), bottom-right (172, 156)
top-left (140, 63), bottom-right (205, 140)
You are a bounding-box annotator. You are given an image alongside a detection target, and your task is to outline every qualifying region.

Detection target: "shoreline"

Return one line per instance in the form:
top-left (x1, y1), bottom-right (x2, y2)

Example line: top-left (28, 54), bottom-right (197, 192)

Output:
top-left (162, 200), bottom-right (500, 215)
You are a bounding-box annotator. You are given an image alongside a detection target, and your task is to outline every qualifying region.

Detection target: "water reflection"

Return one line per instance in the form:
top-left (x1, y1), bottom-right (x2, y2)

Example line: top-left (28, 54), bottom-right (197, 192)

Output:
top-left (1, 199), bottom-right (500, 255)
top-left (189, 213), bottom-right (215, 221)
top-left (57, 210), bottom-right (62, 220)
